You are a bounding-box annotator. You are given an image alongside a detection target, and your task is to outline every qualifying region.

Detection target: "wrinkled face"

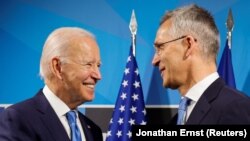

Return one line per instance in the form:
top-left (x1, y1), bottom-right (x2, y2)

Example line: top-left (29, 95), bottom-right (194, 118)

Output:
top-left (60, 36), bottom-right (102, 104)
top-left (152, 20), bottom-right (187, 89)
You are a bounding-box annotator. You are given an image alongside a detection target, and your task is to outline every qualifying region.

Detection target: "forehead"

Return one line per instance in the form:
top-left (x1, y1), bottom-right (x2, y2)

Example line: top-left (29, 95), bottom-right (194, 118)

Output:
top-left (155, 20), bottom-right (172, 42)
top-left (67, 36), bottom-right (100, 60)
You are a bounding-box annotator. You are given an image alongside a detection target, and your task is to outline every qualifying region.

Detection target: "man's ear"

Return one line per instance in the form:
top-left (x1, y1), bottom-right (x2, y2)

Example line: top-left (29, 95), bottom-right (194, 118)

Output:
top-left (51, 57), bottom-right (63, 80)
top-left (183, 35), bottom-right (197, 59)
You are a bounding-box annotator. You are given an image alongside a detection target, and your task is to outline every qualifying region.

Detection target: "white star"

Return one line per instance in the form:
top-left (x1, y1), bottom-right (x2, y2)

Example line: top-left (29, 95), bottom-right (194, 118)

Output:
top-left (128, 118), bottom-right (135, 126)
top-left (130, 106), bottom-right (137, 113)
top-left (120, 93), bottom-right (127, 100)
top-left (133, 81), bottom-right (140, 88)
top-left (116, 130), bottom-right (122, 138)
top-left (142, 109), bottom-right (147, 115)
top-left (141, 120), bottom-right (147, 125)
top-left (124, 68), bottom-right (130, 75)
top-left (134, 68), bottom-right (139, 75)
top-left (127, 131), bottom-right (132, 138)
top-left (106, 130), bottom-right (112, 137)
top-left (119, 105), bottom-right (125, 112)
top-left (132, 93), bottom-right (139, 101)
top-left (127, 56), bottom-right (131, 62)
top-left (118, 118), bottom-right (124, 125)
top-left (122, 80), bottom-right (128, 87)
top-left (109, 118), bottom-right (113, 124)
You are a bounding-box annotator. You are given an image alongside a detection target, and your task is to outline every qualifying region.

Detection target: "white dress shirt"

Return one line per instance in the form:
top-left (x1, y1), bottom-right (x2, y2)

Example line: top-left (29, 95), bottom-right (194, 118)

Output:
top-left (184, 72), bottom-right (219, 122)
top-left (43, 85), bottom-right (86, 141)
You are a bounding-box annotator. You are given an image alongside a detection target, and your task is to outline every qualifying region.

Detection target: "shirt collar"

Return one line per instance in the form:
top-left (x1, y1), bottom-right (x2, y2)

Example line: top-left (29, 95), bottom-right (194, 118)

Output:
top-left (43, 85), bottom-right (71, 117)
top-left (185, 72), bottom-right (219, 102)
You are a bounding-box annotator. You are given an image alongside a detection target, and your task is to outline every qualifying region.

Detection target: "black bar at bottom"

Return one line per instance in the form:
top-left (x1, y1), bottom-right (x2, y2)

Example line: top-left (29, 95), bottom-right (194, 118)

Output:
top-left (132, 125), bottom-right (250, 140)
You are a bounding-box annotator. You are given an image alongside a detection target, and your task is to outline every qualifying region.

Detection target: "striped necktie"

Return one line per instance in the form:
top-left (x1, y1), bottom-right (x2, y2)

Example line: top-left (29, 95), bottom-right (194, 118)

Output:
top-left (66, 111), bottom-right (82, 141)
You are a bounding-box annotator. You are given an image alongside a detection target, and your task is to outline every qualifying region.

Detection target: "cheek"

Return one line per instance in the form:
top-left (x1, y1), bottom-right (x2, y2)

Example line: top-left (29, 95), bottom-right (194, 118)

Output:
top-left (63, 70), bottom-right (86, 84)
top-left (62, 69), bottom-right (76, 82)
top-left (161, 55), bottom-right (170, 67)
top-left (165, 50), bottom-right (182, 64)
top-left (78, 70), bottom-right (92, 82)
top-left (161, 54), bottom-right (179, 74)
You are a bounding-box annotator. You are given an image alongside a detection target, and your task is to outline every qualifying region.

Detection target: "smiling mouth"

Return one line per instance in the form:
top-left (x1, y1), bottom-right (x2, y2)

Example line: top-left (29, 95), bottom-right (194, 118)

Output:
top-left (161, 71), bottom-right (164, 77)
top-left (83, 84), bottom-right (95, 89)
top-left (159, 67), bottom-right (165, 77)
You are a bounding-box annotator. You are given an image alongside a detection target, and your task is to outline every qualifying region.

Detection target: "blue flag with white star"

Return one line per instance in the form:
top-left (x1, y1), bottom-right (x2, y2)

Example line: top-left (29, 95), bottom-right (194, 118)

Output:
top-left (218, 39), bottom-right (236, 88)
top-left (106, 45), bottom-right (147, 141)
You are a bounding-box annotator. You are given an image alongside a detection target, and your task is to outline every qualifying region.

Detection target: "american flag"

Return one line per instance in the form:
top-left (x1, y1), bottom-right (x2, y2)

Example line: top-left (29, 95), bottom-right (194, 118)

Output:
top-left (106, 45), bottom-right (147, 141)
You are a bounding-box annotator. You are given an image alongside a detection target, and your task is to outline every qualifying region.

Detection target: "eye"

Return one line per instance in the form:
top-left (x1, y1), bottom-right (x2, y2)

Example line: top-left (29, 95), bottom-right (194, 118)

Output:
top-left (81, 61), bottom-right (101, 69)
top-left (86, 63), bottom-right (92, 66)
top-left (155, 46), bottom-right (164, 55)
top-left (158, 44), bottom-right (166, 49)
top-left (85, 63), bottom-right (93, 68)
top-left (97, 63), bottom-right (101, 68)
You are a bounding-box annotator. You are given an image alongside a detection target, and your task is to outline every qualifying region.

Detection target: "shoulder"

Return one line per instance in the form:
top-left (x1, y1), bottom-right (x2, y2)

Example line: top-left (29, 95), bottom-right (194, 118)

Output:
top-left (210, 78), bottom-right (249, 101)
top-left (215, 85), bottom-right (250, 114)
top-left (0, 99), bottom-right (37, 127)
top-left (0, 89), bottom-right (44, 119)
top-left (221, 85), bottom-right (250, 101)
top-left (204, 78), bottom-right (250, 109)
top-left (2, 98), bottom-right (34, 115)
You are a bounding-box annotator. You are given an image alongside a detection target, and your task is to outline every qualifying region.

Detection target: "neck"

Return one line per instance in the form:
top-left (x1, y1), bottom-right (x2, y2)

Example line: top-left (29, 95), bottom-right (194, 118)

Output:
top-left (178, 60), bottom-right (217, 96)
top-left (45, 79), bottom-right (79, 109)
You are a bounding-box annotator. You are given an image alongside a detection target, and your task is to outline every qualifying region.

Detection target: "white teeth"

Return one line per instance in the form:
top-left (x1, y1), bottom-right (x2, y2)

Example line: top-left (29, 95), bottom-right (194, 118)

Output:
top-left (85, 84), bottom-right (95, 89)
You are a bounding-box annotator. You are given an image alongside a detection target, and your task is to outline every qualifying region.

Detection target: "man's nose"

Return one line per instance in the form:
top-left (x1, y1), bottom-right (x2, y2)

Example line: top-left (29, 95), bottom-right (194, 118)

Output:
top-left (152, 54), bottom-right (160, 66)
top-left (92, 67), bottom-right (102, 80)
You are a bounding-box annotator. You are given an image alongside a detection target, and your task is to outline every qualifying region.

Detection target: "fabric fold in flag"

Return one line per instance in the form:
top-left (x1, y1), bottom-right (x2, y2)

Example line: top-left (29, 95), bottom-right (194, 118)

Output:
top-left (105, 45), bottom-right (147, 141)
top-left (218, 39), bottom-right (236, 88)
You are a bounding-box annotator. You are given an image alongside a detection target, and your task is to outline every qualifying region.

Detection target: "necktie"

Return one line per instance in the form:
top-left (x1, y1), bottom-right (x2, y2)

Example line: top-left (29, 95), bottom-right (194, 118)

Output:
top-left (177, 97), bottom-right (190, 125)
top-left (66, 111), bottom-right (82, 141)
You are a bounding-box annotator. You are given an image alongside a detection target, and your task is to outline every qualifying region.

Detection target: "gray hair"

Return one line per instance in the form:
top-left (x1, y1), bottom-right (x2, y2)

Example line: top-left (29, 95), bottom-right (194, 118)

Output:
top-left (160, 4), bottom-right (220, 61)
top-left (39, 27), bottom-right (95, 80)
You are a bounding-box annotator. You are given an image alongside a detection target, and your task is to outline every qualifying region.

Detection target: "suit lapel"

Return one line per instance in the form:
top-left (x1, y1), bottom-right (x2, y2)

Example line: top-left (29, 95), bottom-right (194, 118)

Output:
top-left (186, 97), bottom-right (211, 124)
top-left (186, 78), bottom-right (225, 124)
top-left (78, 112), bottom-right (94, 141)
top-left (34, 90), bottom-right (70, 141)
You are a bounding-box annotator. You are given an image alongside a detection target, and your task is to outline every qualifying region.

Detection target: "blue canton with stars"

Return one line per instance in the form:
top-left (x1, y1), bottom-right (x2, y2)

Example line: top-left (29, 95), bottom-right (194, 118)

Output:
top-left (106, 46), bottom-right (147, 141)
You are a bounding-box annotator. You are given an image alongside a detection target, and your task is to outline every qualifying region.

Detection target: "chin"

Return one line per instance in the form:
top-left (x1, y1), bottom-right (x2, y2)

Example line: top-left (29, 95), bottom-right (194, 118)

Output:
top-left (163, 81), bottom-right (176, 89)
top-left (85, 95), bottom-right (95, 101)
top-left (80, 97), bottom-right (93, 103)
top-left (162, 80), bottom-right (168, 88)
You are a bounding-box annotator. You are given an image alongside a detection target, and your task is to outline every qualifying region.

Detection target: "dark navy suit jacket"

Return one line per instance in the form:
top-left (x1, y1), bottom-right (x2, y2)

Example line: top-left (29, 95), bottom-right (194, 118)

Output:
top-left (0, 89), bottom-right (103, 141)
top-left (170, 78), bottom-right (250, 124)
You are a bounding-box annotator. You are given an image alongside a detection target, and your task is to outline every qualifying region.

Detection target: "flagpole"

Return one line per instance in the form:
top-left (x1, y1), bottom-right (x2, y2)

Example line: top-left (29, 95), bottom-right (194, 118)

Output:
top-left (226, 8), bottom-right (234, 49)
top-left (129, 9), bottom-right (137, 57)
top-left (217, 8), bottom-right (236, 88)
top-left (106, 9), bottom-right (147, 140)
